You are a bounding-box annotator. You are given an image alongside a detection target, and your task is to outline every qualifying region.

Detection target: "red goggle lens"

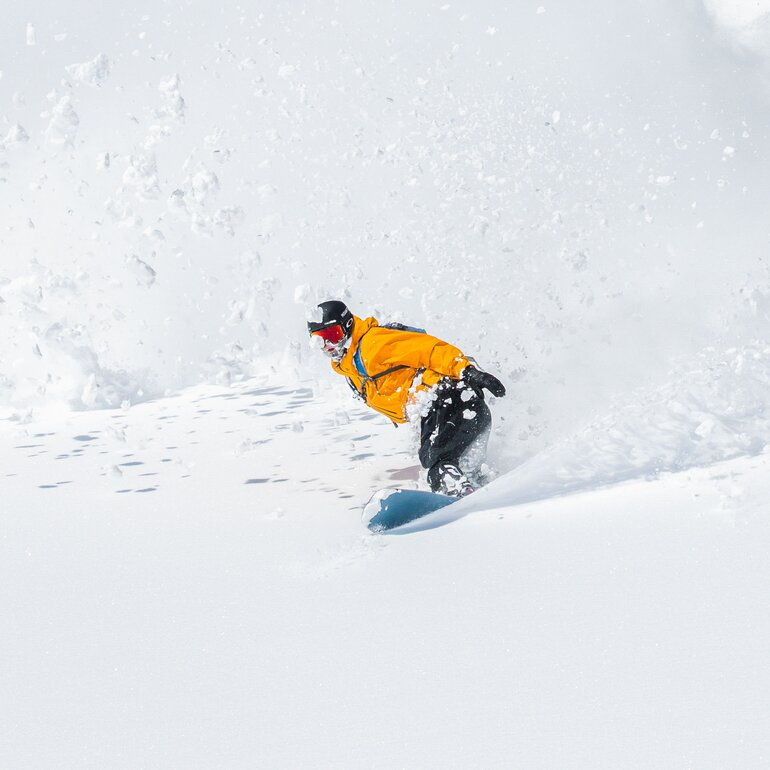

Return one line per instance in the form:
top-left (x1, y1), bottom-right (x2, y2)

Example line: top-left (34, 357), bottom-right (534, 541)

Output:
top-left (311, 324), bottom-right (345, 345)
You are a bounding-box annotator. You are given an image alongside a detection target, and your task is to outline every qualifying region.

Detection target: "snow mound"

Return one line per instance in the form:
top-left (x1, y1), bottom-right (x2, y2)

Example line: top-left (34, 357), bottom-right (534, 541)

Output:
top-left (65, 53), bottom-right (111, 87)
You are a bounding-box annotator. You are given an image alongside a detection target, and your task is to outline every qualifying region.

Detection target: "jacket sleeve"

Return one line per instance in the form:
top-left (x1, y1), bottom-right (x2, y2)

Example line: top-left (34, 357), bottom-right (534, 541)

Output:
top-left (366, 330), bottom-right (471, 379)
top-left (423, 337), bottom-right (471, 378)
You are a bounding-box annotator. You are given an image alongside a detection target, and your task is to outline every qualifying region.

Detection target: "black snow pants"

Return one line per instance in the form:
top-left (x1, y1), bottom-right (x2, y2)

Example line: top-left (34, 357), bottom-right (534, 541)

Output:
top-left (418, 377), bottom-right (492, 491)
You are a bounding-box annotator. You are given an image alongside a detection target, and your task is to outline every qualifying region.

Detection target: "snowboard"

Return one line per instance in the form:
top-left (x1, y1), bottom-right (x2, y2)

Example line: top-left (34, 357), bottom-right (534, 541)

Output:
top-left (363, 488), bottom-right (457, 532)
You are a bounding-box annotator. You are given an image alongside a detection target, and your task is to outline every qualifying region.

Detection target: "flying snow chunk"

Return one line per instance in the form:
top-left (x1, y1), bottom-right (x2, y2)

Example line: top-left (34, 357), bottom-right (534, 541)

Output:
top-left (125, 255), bottom-right (157, 287)
top-left (695, 419), bottom-right (717, 438)
top-left (306, 303), bottom-right (324, 323)
top-left (190, 212), bottom-right (213, 238)
top-left (45, 95), bottom-right (79, 147)
top-left (66, 53), bottom-right (111, 87)
top-left (3, 124), bottom-right (29, 148)
top-left (723, 146), bottom-right (736, 158)
top-left (294, 284), bottom-right (311, 305)
top-left (122, 154), bottom-right (161, 200)
top-left (143, 227), bottom-right (165, 243)
top-left (536, 6), bottom-right (546, 14)
top-left (157, 74), bottom-right (185, 120)
top-left (213, 206), bottom-right (245, 236)
top-left (26, 23), bottom-right (36, 46)
top-left (189, 167), bottom-right (220, 205)
top-left (239, 249), bottom-right (262, 272)
top-left (167, 188), bottom-right (189, 218)
top-left (204, 129), bottom-right (232, 164)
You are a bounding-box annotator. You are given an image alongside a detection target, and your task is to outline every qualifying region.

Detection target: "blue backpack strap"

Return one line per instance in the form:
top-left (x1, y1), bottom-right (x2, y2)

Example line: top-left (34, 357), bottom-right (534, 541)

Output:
top-left (383, 322), bottom-right (427, 334)
top-left (350, 344), bottom-right (371, 402)
top-left (353, 347), bottom-right (368, 379)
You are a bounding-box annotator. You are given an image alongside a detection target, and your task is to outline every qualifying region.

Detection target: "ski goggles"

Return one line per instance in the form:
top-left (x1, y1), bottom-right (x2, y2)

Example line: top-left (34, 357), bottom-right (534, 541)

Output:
top-left (310, 324), bottom-right (345, 345)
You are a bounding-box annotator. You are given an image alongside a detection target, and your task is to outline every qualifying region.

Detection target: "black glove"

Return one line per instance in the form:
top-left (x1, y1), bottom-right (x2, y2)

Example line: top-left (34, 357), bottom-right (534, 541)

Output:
top-left (462, 366), bottom-right (506, 397)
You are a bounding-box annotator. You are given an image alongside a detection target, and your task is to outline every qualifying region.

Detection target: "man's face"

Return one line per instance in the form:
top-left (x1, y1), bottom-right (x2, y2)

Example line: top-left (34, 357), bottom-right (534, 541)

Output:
top-left (310, 324), bottom-right (348, 360)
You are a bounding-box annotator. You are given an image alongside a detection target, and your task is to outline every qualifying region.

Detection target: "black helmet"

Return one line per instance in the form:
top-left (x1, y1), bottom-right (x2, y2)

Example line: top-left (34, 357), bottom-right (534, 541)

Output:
top-left (307, 300), bottom-right (354, 336)
top-left (307, 300), bottom-right (355, 359)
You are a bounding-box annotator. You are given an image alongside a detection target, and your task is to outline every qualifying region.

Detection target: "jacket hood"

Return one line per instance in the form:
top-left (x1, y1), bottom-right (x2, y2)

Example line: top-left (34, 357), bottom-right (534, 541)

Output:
top-left (332, 315), bottom-right (377, 373)
top-left (349, 315), bottom-right (378, 346)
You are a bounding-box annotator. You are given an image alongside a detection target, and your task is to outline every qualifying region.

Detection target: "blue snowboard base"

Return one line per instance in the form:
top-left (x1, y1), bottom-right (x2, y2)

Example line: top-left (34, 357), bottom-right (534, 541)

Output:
top-left (363, 488), bottom-right (456, 532)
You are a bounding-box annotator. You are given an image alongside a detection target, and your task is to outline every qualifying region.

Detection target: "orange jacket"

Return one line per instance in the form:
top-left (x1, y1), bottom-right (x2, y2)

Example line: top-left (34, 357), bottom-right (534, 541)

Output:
top-left (331, 316), bottom-right (472, 423)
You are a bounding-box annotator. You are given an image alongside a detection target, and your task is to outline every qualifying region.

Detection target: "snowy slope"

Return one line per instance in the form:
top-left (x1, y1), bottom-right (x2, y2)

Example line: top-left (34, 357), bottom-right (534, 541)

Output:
top-left (4, 0), bottom-right (770, 767)
top-left (3, 380), bottom-right (770, 769)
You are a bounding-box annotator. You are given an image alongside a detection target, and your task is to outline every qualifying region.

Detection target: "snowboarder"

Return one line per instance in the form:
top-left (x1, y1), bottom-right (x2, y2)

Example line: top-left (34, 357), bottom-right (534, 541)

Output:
top-left (307, 300), bottom-right (506, 497)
